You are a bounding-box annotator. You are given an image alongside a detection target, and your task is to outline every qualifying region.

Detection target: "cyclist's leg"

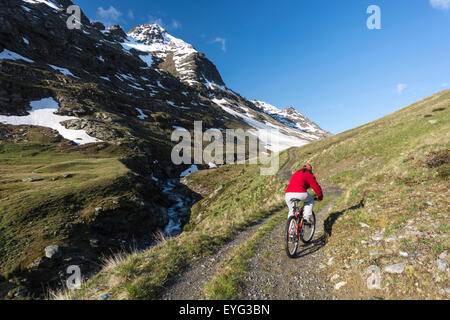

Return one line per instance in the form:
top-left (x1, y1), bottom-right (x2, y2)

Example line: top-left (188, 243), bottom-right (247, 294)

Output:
top-left (303, 193), bottom-right (315, 222)
top-left (285, 193), bottom-right (297, 218)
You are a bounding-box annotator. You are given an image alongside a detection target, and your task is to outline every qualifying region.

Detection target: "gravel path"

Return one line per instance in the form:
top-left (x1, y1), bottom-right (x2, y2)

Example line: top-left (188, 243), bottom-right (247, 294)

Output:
top-left (239, 189), bottom-right (341, 300)
top-left (159, 215), bottom-right (276, 300)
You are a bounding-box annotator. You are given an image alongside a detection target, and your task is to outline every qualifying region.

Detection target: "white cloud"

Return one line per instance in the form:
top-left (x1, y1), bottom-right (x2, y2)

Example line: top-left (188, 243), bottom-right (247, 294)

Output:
top-left (147, 15), bottom-right (164, 26)
top-left (430, 0), bottom-right (450, 10)
top-left (147, 15), bottom-right (181, 30)
top-left (441, 82), bottom-right (449, 88)
top-left (171, 20), bottom-right (181, 30)
top-left (127, 9), bottom-right (135, 20)
top-left (212, 37), bottom-right (227, 52)
top-left (97, 6), bottom-right (123, 26)
top-left (397, 83), bottom-right (407, 94)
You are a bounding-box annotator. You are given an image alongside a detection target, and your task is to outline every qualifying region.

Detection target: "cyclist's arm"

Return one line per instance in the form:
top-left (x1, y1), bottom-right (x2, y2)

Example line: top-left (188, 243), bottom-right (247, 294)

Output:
top-left (308, 174), bottom-right (323, 201)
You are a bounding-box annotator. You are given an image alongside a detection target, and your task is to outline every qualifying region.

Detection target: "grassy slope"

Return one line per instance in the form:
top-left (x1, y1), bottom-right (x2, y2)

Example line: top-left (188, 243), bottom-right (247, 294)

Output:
top-left (64, 89), bottom-right (448, 300)
top-left (0, 138), bottom-right (134, 280)
top-left (287, 89), bottom-right (450, 299)
top-left (203, 89), bottom-right (449, 300)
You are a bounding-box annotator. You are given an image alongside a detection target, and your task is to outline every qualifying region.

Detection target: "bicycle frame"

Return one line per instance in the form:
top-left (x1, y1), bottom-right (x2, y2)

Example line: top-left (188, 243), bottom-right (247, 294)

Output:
top-left (295, 207), bottom-right (305, 236)
top-left (290, 206), bottom-right (305, 237)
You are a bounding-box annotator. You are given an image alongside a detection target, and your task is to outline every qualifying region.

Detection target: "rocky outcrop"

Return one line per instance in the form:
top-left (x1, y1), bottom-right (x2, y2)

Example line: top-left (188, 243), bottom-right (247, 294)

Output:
top-left (62, 119), bottom-right (123, 141)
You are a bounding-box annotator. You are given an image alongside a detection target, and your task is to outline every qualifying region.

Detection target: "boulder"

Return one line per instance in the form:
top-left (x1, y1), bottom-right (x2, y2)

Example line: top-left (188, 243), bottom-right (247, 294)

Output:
top-left (383, 263), bottom-right (407, 274)
top-left (44, 245), bottom-right (62, 259)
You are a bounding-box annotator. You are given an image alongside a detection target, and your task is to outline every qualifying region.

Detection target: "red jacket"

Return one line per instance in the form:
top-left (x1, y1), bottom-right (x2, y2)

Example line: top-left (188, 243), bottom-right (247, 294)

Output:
top-left (285, 170), bottom-right (323, 200)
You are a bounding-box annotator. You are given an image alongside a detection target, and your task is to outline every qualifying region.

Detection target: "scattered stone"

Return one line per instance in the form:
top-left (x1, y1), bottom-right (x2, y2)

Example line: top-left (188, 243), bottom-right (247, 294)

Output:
top-left (22, 178), bottom-right (44, 182)
top-left (383, 263), bottom-right (407, 274)
top-left (428, 120), bottom-right (437, 124)
top-left (14, 288), bottom-right (28, 297)
top-left (372, 235), bottom-right (383, 242)
top-left (62, 174), bottom-right (72, 178)
top-left (360, 222), bottom-right (370, 228)
top-left (334, 282), bottom-right (347, 290)
top-left (437, 259), bottom-right (447, 271)
top-left (330, 274), bottom-right (340, 281)
top-left (45, 245), bottom-right (62, 259)
top-left (446, 288), bottom-right (450, 295)
top-left (399, 251), bottom-right (409, 257)
top-left (327, 257), bottom-right (334, 266)
top-left (370, 251), bottom-right (379, 257)
top-left (93, 286), bottom-right (107, 293)
top-left (95, 207), bottom-right (103, 213)
top-left (439, 251), bottom-right (448, 260)
top-left (90, 239), bottom-right (99, 248)
top-left (98, 292), bottom-right (113, 300)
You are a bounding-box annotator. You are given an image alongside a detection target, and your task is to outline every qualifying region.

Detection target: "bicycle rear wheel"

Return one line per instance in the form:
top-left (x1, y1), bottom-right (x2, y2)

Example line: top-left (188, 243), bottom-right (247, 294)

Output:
top-left (300, 211), bottom-right (316, 244)
top-left (286, 216), bottom-right (299, 258)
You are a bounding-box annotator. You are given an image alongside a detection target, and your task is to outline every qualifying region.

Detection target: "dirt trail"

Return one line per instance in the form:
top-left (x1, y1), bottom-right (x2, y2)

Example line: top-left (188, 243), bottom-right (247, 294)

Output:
top-left (159, 147), bottom-right (342, 300)
top-left (239, 186), bottom-right (342, 300)
top-left (159, 214), bottom-right (277, 300)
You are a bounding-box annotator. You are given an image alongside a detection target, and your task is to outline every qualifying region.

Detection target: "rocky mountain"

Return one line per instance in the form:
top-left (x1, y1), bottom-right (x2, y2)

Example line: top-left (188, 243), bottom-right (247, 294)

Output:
top-left (127, 24), bottom-right (226, 88)
top-left (251, 100), bottom-right (331, 139)
top-left (0, 0), bottom-right (330, 298)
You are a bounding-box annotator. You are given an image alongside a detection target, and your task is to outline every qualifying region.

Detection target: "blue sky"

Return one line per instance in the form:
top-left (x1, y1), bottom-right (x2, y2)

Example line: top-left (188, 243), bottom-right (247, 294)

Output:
top-left (73, 0), bottom-right (450, 134)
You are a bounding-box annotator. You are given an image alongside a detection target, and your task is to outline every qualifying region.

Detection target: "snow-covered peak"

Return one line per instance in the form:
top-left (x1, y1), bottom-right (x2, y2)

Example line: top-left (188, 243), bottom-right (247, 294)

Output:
top-left (251, 100), bottom-right (330, 138)
top-left (126, 24), bottom-right (225, 88)
top-left (128, 24), bottom-right (169, 44)
top-left (127, 24), bottom-right (197, 55)
top-left (252, 100), bottom-right (283, 115)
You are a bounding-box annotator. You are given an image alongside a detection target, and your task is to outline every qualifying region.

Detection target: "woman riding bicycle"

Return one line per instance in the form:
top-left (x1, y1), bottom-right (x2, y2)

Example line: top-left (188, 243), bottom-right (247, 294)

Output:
top-left (285, 163), bottom-right (323, 224)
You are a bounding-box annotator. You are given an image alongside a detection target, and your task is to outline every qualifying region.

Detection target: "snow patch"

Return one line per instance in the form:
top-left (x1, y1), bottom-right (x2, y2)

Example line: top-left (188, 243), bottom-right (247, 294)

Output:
top-left (49, 65), bottom-right (78, 78)
top-left (136, 108), bottom-right (148, 120)
top-left (0, 98), bottom-right (102, 145)
top-left (0, 49), bottom-right (34, 63)
top-left (180, 165), bottom-right (198, 178)
top-left (22, 0), bottom-right (61, 11)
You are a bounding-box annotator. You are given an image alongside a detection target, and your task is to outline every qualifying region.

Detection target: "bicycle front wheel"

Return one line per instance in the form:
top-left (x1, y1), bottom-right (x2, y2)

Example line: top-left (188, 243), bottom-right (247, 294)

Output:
top-left (300, 211), bottom-right (316, 244)
top-left (286, 216), bottom-right (299, 258)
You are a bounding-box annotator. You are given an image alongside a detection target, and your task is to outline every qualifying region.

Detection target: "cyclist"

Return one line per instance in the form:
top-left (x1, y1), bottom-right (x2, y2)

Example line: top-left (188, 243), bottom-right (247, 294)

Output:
top-left (285, 163), bottom-right (323, 223)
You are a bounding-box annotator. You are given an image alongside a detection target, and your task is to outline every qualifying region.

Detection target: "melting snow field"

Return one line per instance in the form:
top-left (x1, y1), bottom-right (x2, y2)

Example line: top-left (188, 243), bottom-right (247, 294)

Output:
top-left (0, 98), bottom-right (102, 145)
top-left (0, 48), bottom-right (34, 63)
top-left (22, 0), bottom-right (61, 11)
top-left (212, 98), bottom-right (308, 152)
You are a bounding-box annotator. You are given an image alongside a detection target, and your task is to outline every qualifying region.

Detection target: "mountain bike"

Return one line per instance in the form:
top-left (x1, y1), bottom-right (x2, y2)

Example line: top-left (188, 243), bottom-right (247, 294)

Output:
top-left (285, 196), bottom-right (317, 258)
